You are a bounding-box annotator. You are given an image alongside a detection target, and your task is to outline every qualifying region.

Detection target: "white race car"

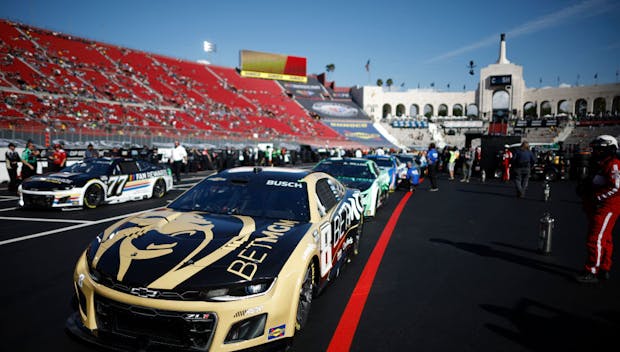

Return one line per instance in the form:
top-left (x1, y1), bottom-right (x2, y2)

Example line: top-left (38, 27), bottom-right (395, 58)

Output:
top-left (18, 157), bottom-right (173, 209)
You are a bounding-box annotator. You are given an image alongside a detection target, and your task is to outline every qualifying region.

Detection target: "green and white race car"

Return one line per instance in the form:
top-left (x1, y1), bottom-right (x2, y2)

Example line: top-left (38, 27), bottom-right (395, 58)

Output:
top-left (313, 157), bottom-right (389, 217)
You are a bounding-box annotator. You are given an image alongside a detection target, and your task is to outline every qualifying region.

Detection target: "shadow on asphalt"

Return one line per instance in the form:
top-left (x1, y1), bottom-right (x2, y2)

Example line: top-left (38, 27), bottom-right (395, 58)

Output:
top-left (429, 238), bottom-right (578, 280)
top-left (480, 298), bottom-right (620, 351)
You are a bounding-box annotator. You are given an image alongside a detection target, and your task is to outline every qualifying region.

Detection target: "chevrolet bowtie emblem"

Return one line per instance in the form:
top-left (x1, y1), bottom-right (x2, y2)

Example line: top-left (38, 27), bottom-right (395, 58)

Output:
top-left (130, 287), bottom-right (159, 298)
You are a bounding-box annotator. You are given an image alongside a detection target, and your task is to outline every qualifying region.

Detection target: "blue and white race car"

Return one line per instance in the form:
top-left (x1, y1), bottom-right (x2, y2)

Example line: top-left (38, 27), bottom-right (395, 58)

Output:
top-left (18, 158), bottom-right (173, 209)
top-left (364, 155), bottom-right (406, 192)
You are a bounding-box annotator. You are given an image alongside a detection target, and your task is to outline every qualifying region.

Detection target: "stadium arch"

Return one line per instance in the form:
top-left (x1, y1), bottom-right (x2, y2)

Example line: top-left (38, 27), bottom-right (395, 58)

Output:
top-left (383, 103), bottom-right (392, 118)
top-left (396, 104), bottom-right (406, 117)
top-left (593, 97), bottom-right (606, 115)
top-left (524, 101), bottom-right (537, 118)
top-left (438, 104), bottom-right (448, 117)
top-left (575, 98), bottom-right (587, 117)
top-left (410, 104), bottom-right (419, 117)
top-left (492, 90), bottom-right (510, 121)
top-left (558, 100), bottom-right (569, 115)
top-left (424, 104), bottom-right (434, 118)
top-left (613, 96), bottom-right (620, 115)
top-left (540, 100), bottom-right (552, 116)
top-left (466, 104), bottom-right (478, 117)
top-left (452, 104), bottom-right (463, 116)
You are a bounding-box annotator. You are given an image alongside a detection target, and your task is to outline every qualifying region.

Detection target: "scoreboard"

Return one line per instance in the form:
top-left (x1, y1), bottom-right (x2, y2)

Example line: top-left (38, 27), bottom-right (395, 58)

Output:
top-left (239, 50), bottom-right (307, 83)
top-left (489, 75), bottom-right (512, 86)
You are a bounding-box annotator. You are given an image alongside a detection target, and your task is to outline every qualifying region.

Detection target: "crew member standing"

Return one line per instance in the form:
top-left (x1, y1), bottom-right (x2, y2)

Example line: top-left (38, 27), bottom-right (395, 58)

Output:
top-left (576, 135), bottom-right (620, 284)
top-left (427, 143), bottom-right (439, 192)
top-left (170, 140), bottom-right (187, 184)
top-left (5, 143), bottom-right (21, 193)
top-left (501, 144), bottom-right (513, 182)
top-left (511, 141), bottom-right (535, 198)
top-left (21, 141), bottom-right (39, 180)
top-left (49, 143), bottom-right (67, 172)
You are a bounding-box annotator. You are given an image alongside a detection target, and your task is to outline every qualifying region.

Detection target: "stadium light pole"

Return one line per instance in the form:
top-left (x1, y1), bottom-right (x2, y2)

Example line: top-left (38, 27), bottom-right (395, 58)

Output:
top-left (203, 41), bottom-right (216, 64)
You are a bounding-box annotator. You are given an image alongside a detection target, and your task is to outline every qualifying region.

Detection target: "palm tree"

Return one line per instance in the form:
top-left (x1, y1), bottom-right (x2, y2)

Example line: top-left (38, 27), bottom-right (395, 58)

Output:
top-left (325, 64), bottom-right (335, 79)
top-left (376, 79), bottom-right (383, 87)
top-left (386, 78), bottom-right (393, 91)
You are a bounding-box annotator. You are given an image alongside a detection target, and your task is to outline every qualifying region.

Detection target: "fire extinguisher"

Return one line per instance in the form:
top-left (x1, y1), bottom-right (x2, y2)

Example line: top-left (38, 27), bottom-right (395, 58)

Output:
top-left (538, 212), bottom-right (555, 255)
top-left (543, 180), bottom-right (550, 202)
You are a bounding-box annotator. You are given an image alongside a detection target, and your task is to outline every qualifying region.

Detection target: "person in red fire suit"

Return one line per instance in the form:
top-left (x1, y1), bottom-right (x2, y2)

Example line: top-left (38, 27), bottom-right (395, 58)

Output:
top-left (501, 144), bottom-right (512, 182)
top-left (576, 135), bottom-right (620, 284)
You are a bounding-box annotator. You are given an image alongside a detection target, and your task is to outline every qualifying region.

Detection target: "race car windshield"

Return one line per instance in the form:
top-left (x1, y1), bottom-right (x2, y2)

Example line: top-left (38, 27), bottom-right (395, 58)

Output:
top-left (372, 159), bottom-right (393, 168)
top-left (169, 177), bottom-right (310, 222)
top-left (314, 162), bottom-right (374, 180)
top-left (63, 160), bottom-right (113, 175)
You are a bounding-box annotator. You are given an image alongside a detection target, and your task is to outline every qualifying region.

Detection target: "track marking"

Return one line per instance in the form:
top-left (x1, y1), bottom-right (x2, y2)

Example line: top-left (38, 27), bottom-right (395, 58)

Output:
top-left (0, 197), bottom-right (18, 202)
top-left (0, 216), bottom-right (92, 223)
top-left (0, 206), bottom-right (164, 247)
top-left (0, 207), bottom-right (17, 212)
top-left (327, 191), bottom-right (412, 352)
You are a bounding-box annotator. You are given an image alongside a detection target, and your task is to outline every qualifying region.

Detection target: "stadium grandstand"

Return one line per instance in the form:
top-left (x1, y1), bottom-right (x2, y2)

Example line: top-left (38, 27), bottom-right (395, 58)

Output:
top-left (0, 19), bottom-right (369, 150)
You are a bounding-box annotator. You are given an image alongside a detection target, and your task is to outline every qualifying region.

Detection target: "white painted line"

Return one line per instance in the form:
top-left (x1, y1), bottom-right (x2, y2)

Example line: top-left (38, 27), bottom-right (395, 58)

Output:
top-left (0, 207), bottom-right (17, 212)
top-left (0, 216), bottom-right (92, 224)
top-left (0, 198), bottom-right (18, 202)
top-left (0, 206), bottom-right (164, 247)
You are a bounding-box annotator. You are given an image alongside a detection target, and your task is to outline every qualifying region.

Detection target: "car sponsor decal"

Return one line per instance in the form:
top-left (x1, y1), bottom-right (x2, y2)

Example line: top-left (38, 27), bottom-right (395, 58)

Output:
top-left (128, 169), bottom-right (169, 181)
top-left (227, 219), bottom-right (298, 280)
top-left (265, 180), bottom-right (303, 188)
top-left (234, 306), bottom-right (263, 318)
top-left (91, 211), bottom-right (258, 289)
top-left (319, 192), bottom-right (363, 277)
top-left (183, 313), bottom-right (211, 321)
top-left (268, 324), bottom-right (286, 340)
top-left (148, 215), bottom-right (256, 289)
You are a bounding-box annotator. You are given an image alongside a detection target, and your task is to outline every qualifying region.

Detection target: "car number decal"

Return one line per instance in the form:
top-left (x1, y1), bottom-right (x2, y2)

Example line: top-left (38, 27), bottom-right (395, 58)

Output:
top-left (105, 175), bottom-right (129, 197)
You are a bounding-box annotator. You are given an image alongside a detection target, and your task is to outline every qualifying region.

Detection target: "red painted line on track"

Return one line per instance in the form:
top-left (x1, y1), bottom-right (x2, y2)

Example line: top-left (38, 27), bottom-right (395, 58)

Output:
top-left (327, 192), bottom-right (412, 352)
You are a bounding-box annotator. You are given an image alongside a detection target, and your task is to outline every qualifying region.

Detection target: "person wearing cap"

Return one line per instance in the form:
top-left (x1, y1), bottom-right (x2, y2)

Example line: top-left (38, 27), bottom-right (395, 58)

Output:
top-left (501, 144), bottom-right (513, 182)
top-left (48, 143), bottom-right (67, 172)
top-left (5, 142), bottom-right (21, 193)
top-left (510, 141), bottom-right (535, 198)
top-left (84, 143), bottom-right (99, 160)
top-left (575, 135), bottom-right (620, 284)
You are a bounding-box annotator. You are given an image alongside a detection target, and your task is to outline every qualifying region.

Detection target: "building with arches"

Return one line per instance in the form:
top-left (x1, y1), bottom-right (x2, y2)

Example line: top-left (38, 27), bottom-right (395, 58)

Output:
top-left (352, 34), bottom-right (620, 122)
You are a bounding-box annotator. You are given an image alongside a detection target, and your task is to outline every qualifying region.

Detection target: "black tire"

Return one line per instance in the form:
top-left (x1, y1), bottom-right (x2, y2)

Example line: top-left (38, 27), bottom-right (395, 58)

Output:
top-left (83, 184), bottom-right (103, 209)
top-left (295, 262), bottom-right (315, 331)
top-left (152, 179), bottom-right (166, 198)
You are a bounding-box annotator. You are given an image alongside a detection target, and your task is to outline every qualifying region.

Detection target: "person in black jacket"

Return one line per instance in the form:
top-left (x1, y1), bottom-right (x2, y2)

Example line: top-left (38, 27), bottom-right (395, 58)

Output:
top-left (5, 143), bottom-right (21, 193)
top-left (511, 141), bottom-right (536, 198)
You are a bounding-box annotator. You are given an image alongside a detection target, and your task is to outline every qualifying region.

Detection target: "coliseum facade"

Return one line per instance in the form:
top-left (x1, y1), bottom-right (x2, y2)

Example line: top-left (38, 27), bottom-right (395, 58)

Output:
top-left (353, 34), bottom-right (620, 122)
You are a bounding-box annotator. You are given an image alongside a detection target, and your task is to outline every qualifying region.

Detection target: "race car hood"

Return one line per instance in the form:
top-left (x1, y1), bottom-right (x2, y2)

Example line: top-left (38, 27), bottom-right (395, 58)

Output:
top-left (88, 209), bottom-right (312, 290)
top-left (336, 177), bottom-right (373, 192)
top-left (21, 172), bottom-right (94, 190)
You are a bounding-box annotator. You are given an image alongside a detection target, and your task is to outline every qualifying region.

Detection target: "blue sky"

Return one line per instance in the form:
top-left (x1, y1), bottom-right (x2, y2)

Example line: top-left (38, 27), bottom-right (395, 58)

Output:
top-left (2, 0), bottom-right (619, 90)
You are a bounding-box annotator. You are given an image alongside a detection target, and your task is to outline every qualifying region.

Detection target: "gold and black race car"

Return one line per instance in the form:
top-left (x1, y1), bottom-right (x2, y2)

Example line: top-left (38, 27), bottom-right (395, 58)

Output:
top-left (67, 167), bottom-right (364, 351)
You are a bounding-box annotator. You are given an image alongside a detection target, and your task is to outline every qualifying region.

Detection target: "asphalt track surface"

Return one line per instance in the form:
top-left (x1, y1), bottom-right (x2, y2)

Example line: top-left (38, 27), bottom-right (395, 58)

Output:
top-left (1, 170), bottom-right (619, 351)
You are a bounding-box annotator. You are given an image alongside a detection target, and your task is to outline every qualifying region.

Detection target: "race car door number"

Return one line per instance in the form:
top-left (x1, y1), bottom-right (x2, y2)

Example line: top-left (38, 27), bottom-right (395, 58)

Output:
top-left (106, 175), bottom-right (129, 197)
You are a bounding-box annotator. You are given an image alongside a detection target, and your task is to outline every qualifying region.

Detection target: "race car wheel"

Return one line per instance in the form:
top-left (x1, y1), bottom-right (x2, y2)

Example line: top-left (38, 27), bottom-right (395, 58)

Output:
top-left (152, 179), bottom-right (166, 198)
top-left (83, 184), bottom-right (103, 209)
top-left (296, 262), bottom-right (315, 331)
